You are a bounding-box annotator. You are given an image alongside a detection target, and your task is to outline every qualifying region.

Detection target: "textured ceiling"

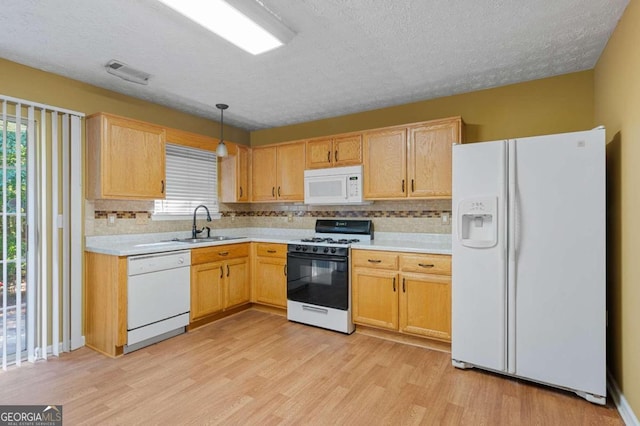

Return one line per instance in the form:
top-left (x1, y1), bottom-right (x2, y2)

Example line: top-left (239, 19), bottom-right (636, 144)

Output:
top-left (0, 0), bottom-right (629, 131)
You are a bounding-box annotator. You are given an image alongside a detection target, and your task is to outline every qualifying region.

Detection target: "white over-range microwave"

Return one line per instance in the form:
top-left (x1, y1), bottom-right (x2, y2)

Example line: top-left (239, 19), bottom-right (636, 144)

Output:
top-left (304, 165), bottom-right (365, 205)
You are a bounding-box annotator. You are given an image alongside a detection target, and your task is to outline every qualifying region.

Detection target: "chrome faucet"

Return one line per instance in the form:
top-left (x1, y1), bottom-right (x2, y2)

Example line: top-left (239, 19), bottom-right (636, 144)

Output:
top-left (192, 204), bottom-right (212, 239)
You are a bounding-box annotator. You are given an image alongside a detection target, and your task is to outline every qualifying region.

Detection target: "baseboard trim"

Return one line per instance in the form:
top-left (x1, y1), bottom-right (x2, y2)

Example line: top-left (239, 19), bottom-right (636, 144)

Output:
top-left (354, 324), bottom-right (451, 353)
top-left (608, 370), bottom-right (639, 426)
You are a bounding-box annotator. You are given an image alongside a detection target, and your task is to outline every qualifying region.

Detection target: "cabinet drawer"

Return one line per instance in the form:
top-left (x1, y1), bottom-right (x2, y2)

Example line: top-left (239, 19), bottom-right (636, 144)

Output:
top-left (400, 253), bottom-right (451, 275)
top-left (192, 243), bottom-right (249, 265)
top-left (352, 250), bottom-right (398, 270)
top-left (255, 243), bottom-right (286, 258)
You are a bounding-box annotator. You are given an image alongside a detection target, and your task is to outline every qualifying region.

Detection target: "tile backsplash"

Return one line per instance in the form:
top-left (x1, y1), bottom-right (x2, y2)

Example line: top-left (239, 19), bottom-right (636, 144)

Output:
top-left (86, 199), bottom-right (452, 236)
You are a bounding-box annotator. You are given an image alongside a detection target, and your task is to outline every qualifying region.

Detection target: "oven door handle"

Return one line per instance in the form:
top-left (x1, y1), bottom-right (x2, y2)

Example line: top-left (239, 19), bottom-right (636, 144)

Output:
top-left (287, 252), bottom-right (348, 262)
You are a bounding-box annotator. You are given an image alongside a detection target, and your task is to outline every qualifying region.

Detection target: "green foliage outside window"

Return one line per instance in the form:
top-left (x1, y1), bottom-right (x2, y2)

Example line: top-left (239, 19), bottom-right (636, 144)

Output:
top-left (0, 121), bottom-right (28, 306)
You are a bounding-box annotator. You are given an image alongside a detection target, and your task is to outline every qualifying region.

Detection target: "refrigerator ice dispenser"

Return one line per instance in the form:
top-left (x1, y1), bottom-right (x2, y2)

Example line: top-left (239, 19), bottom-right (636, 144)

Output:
top-left (458, 196), bottom-right (497, 248)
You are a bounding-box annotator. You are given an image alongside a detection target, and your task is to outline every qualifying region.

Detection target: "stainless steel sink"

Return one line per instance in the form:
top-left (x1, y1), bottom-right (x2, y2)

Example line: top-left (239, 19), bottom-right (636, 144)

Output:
top-left (167, 236), bottom-right (244, 244)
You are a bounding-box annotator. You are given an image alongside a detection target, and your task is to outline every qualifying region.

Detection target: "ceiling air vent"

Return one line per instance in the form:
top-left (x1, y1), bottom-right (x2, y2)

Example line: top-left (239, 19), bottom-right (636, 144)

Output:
top-left (105, 60), bottom-right (150, 85)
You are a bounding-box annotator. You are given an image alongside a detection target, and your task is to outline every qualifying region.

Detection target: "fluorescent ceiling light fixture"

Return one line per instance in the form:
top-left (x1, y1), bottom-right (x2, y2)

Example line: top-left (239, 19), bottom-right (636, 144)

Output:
top-left (157, 0), bottom-right (295, 55)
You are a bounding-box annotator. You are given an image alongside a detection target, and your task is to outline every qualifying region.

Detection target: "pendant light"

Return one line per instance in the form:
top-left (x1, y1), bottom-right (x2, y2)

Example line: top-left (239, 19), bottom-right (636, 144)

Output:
top-left (215, 103), bottom-right (229, 157)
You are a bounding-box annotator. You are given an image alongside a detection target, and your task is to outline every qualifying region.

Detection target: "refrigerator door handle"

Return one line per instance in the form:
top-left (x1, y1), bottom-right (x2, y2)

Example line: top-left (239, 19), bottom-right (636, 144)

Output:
top-left (499, 140), bottom-right (508, 371)
top-left (507, 139), bottom-right (517, 374)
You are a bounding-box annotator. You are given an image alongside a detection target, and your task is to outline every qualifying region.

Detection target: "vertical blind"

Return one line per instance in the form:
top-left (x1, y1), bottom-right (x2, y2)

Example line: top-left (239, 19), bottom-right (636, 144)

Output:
top-left (154, 143), bottom-right (219, 215)
top-left (0, 94), bottom-right (83, 369)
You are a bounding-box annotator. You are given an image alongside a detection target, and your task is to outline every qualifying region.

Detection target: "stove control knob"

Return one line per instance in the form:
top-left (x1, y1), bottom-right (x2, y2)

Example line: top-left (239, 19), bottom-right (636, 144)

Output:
top-left (302, 246), bottom-right (308, 252)
top-left (312, 246), bottom-right (318, 252)
top-left (323, 247), bottom-right (329, 253)
top-left (295, 245), bottom-right (302, 251)
top-left (330, 248), bottom-right (337, 254)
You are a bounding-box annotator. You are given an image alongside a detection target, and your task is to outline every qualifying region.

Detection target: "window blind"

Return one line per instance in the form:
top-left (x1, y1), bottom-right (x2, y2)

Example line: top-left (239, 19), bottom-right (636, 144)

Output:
top-left (1, 94), bottom-right (84, 369)
top-left (154, 143), bottom-right (218, 215)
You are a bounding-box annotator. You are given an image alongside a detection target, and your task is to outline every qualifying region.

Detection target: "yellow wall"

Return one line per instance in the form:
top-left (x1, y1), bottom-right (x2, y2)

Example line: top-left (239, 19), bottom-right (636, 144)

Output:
top-left (594, 0), bottom-right (640, 417)
top-left (251, 71), bottom-right (594, 145)
top-left (0, 58), bottom-right (250, 145)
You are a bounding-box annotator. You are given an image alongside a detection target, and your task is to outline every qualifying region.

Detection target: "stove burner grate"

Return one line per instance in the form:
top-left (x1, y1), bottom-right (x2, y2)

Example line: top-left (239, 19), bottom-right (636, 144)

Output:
top-left (299, 237), bottom-right (361, 244)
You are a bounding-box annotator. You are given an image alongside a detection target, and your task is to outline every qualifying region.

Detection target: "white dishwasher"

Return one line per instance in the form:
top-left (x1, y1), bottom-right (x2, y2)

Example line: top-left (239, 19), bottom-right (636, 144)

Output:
top-left (126, 250), bottom-right (191, 353)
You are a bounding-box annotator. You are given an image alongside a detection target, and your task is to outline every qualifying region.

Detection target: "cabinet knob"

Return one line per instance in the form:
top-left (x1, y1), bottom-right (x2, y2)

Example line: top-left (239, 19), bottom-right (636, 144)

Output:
top-left (401, 179), bottom-right (405, 193)
top-left (272, 187), bottom-right (275, 197)
top-left (227, 264), bottom-right (230, 277)
top-left (367, 259), bottom-right (382, 263)
top-left (327, 151), bottom-right (331, 163)
top-left (402, 277), bottom-right (406, 293)
top-left (392, 277), bottom-right (396, 292)
top-left (335, 150), bottom-right (338, 162)
top-left (283, 264), bottom-right (287, 276)
top-left (411, 179), bottom-right (414, 193)
top-left (239, 186), bottom-right (243, 197)
top-left (220, 265), bottom-right (223, 278)
top-left (219, 251), bottom-right (229, 256)
top-left (161, 179), bottom-right (165, 194)
top-left (267, 249), bottom-right (277, 254)
top-left (418, 263), bottom-right (435, 268)
top-left (277, 186), bottom-right (281, 197)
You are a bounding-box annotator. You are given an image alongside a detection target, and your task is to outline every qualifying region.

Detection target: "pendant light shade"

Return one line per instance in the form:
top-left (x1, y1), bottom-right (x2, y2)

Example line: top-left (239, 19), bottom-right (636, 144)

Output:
top-left (215, 103), bottom-right (229, 157)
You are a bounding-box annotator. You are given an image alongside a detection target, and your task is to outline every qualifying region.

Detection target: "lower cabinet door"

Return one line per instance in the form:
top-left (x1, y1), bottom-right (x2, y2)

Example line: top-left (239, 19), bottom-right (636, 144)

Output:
top-left (190, 262), bottom-right (224, 321)
top-left (254, 257), bottom-right (287, 307)
top-left (224, 257), bottom-right (250, 309)
top-left (352, 268), bottom-right (398, 330)
top-left (399, 273), bottom-right (451, 341)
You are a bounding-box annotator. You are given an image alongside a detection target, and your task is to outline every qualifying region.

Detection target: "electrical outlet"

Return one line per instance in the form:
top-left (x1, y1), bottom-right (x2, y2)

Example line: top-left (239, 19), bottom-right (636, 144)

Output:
top-left (230, 212), bottom-right (236, 222)
top-left (287, 212), bottom-right (294, 223)
top-left (107, 213), bottom-right (116, 227)
top-left (441, 212), bottom-right (450, 225)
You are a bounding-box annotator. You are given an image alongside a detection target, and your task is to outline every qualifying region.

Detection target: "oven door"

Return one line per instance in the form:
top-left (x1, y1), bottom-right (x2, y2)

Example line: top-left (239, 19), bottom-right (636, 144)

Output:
top-left (287, 251), bottom-right (349, 310)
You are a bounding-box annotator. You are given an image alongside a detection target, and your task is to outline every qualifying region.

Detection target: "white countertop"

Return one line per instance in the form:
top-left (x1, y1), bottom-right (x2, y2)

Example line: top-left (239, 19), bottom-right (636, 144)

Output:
top-left (85, 228), bottom-right (452, 256)
top-left (85, 228), bottom-right (314, 256)
top-left (354, 232), bottom-right (452, 255)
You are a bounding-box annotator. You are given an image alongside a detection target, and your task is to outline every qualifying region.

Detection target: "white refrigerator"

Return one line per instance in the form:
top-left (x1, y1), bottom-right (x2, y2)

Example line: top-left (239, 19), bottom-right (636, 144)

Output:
top-left (451, 128), bottom-right (606, 405)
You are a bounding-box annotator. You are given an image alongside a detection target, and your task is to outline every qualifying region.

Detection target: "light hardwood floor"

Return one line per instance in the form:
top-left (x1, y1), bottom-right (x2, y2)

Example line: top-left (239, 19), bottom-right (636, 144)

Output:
top-left (0, 310), bottom-right (623, 425)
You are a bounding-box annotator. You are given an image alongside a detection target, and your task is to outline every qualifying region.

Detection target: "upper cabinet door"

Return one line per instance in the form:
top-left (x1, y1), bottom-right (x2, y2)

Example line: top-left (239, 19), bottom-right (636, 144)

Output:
top-left (219, 143), bottom-right (251, 203)
top-left (306, 137), bottom-right (332, 169)
top-left (306, 134), bottom-right (362, 169)
top-left (251, 146), bottom-right (278, 201)
top-left (333, 134), bottom-right (362, 167)
top-left (363, 128), bottom-right (407, 199)
top-left (276, 142), bottom-right (305, 201)
top-left (87, 113), bottom-right (166, 200)
top-left (237, 145), bottom-right (250, 202)
top-left (408, 118), bottom-right (461, 198)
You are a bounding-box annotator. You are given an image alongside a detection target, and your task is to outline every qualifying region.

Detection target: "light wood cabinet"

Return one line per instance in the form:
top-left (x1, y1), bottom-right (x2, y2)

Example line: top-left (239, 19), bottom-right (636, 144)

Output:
top-left (86, 112), bottom-right (166, 200)
top-left (190, 261), bottom-right (224, 320)
top-left (363, 117), bottom-right (462, 200)
top-left (351, 249), bottom-right (451, 342)
top-left (306, 134), bottom-right (362, 169)
top-left (252, 243), bottom-right (287, 308)
top-left (407, 120), bottom-right (460, 198)
top-left (277, 142), bottom-right (305, 201)
top-left (252, 146), bottom-right (277, 201)
top-left (251, 142), bottom-right (305, 201)
top-left (190, 243), bottom-right (250, 322)
top-left (399, 273), bottom-right (451, 340)
top-left (220, 143), bottom-right (251, 202)
top-left (84, 252), bottom-right (127, 357)
top-left (363, 128), bottom-right (407, 198)
top-left (225, 257), bottom-right (251, 309)
top-left (352, 267), bottom-right (398, 330)
top-left (306, 137), bottom-right (332, 169)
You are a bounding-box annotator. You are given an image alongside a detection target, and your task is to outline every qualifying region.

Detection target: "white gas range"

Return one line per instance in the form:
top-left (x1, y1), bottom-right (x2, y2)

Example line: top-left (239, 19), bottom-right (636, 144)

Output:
top-left (286, 220), bottom-right (373, 334)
